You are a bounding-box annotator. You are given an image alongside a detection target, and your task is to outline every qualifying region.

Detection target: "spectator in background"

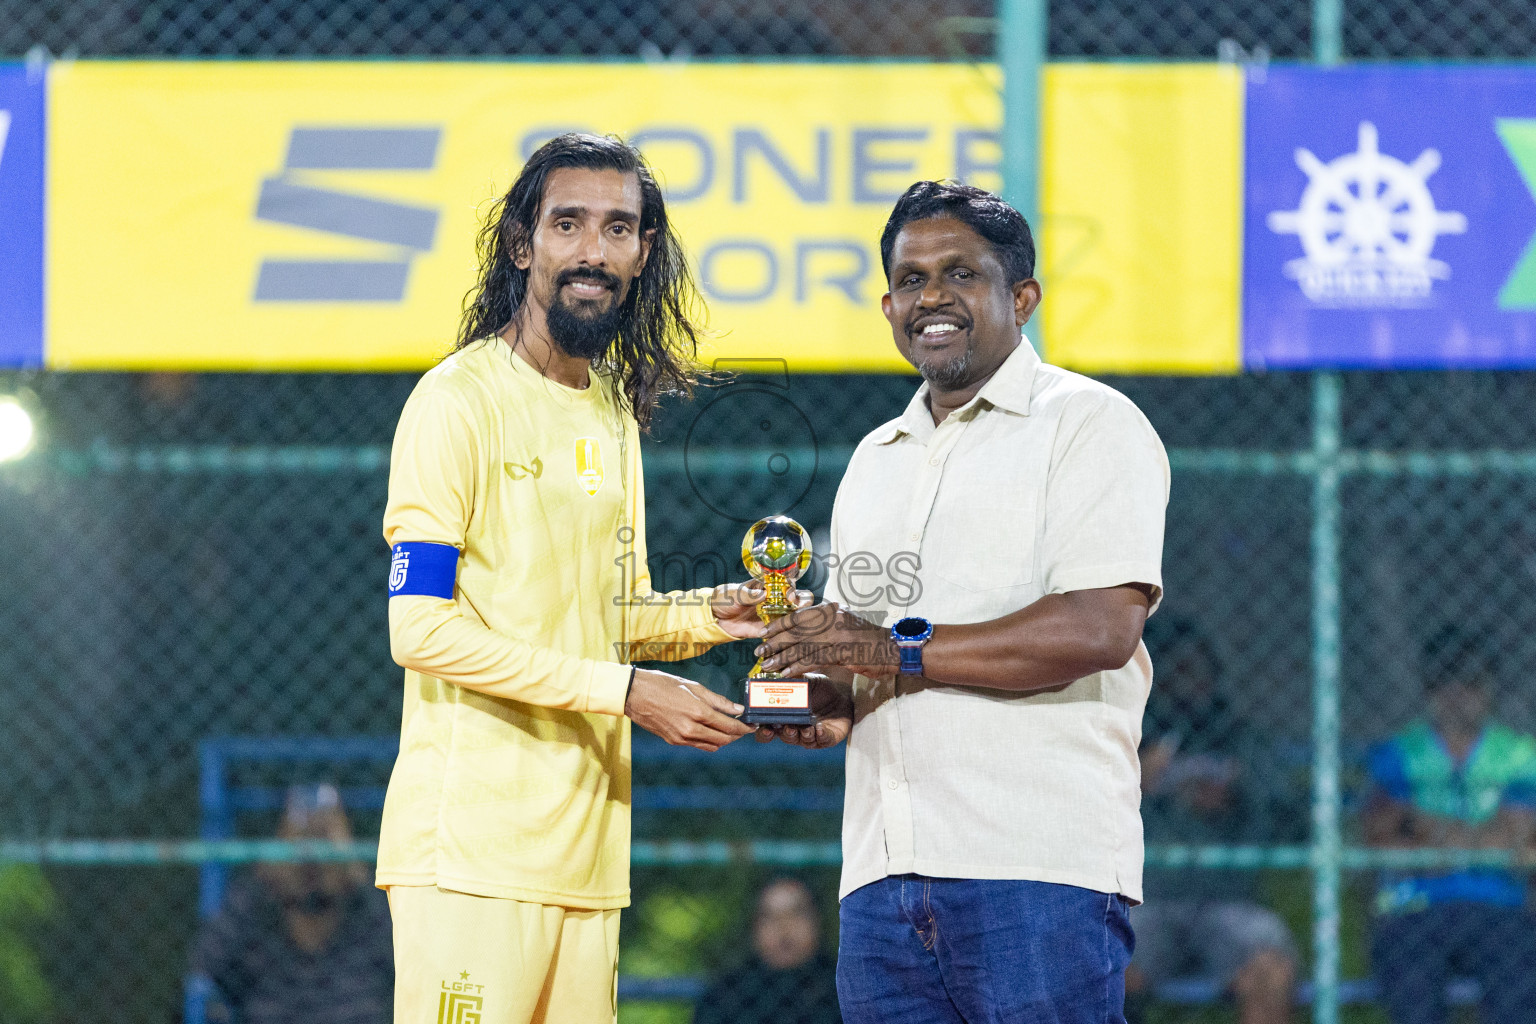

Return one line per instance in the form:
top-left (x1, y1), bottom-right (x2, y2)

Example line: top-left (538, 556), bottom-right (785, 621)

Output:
top-left (1364, 628), bottom-right (1536, 1024)
top-left (191, 784), bottom-right (392, 1024)
top-left (1126, 618), bottom-right (1296, 1024)
top-left (694, 878), bottom-right (840, 1024)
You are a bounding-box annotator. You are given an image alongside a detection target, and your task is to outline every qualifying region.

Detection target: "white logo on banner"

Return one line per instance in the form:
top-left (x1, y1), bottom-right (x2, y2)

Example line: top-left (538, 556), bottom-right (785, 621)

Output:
top-left (1267, 121), bottom-right (1467, 307)
top-left (0, 110), bottom-right (11, 173)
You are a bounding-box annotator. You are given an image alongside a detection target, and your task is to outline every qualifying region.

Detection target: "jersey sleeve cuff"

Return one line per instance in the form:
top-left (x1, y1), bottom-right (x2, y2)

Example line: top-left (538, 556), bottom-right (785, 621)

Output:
top-left (587, 661), bottom-right (634, 718)
top-left (1048, 563), bottom-right (1164, 614)
top-left (687, 588), bottom-right (737, 644)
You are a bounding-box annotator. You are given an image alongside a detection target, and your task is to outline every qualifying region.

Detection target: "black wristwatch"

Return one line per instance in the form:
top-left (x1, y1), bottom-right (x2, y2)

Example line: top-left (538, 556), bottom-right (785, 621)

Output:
top-left (890, 616), bottom-right (933, 675)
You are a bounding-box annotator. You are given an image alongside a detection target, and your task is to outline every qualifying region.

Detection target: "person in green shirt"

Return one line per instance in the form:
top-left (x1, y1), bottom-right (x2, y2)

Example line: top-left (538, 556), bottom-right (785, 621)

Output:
top-left (1364, 627), bottom-right (1536, 1024)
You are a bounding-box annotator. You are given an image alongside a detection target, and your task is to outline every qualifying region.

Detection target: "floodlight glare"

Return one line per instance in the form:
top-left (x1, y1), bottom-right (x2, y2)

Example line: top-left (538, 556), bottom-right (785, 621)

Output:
top-left (0, 397), bottom-right (36, 462)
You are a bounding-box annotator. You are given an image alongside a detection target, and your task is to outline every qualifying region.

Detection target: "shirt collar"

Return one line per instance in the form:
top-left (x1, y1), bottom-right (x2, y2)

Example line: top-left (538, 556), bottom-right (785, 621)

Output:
top-left (974, 336), bottom-right (1040, 417)
top-left (874, 334), bottom-right (1040, 445)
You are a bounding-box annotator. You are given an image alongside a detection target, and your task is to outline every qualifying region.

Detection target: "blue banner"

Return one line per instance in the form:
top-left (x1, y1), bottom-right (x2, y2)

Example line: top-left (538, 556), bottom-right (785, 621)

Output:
top-left (1244, 66), bottom-right (1536, 369)
top-left (0, 64), bottom-right (44, 368)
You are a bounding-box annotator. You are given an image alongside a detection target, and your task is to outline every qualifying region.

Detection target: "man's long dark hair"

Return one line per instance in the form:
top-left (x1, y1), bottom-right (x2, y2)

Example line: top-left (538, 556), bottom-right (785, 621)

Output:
top-left (457, 133), bottom-right (701, 428)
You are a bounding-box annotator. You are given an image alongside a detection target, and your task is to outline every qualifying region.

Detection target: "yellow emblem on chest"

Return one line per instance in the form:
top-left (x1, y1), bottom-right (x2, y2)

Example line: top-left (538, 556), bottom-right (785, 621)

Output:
top-left (574, 436), bottom-right (605, 496)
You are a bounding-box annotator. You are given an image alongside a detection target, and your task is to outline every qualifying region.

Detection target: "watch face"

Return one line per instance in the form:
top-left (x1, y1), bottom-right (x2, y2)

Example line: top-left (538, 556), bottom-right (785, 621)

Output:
top-left (894, 617), bottom-right (930, 639)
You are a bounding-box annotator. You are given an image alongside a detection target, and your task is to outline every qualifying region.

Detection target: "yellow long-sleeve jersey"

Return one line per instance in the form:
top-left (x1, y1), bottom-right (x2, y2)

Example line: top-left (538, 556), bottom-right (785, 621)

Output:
top-left (378, 339), bottom-right (732, 908)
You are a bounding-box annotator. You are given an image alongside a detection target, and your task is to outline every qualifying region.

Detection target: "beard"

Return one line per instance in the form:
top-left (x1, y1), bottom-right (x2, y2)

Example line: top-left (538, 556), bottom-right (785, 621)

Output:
top-left (546, 267), bottom-right (626, 360)
top-left (908, 326), bottom-right (978, 390)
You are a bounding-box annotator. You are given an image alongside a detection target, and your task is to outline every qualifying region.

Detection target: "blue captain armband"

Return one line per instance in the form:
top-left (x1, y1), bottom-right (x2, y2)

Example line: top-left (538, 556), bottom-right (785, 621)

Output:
top-left (388, 542), bottom-right (460, 598)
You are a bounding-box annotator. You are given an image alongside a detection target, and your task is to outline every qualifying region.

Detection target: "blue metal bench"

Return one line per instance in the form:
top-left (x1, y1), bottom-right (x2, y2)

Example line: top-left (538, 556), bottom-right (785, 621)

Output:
top-left (196, 735), bottom-right (844, 911)
top-left (196, 738), bottom-right (1486, 1015)
top-left (1151, 975), bottom-right (1480, 1007)
top-left (613, 975), bottom-right (1484, 1008)
top-left (187, 733), bottom-right (844, 1023)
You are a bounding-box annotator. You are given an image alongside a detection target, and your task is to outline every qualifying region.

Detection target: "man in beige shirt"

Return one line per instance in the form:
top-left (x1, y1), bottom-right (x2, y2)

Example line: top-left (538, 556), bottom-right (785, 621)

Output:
top-left (756, 180), bottom-right (1169, 1024)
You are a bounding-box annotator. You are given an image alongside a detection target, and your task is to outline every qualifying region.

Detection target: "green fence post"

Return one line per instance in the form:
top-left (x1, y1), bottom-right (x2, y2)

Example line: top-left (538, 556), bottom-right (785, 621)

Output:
top-left (1311, 372), bottom-right (1344, 1024)
top-left (999, 0), bottom-right (1045, 353)
top-left (1310, 4), bottom-right (1344, 1014)
top-left (1313, 0), bottom-right (1344, 66)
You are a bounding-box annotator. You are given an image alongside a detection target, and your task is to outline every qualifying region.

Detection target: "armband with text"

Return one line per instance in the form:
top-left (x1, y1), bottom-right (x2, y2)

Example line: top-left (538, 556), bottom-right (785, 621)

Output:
top-left (387, 542), bottom-right (459, 598)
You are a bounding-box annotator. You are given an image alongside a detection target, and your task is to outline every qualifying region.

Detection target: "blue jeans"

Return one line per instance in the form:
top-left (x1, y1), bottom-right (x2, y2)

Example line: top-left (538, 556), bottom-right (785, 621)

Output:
top-left (837, 875), bottom-right (1134, 1024)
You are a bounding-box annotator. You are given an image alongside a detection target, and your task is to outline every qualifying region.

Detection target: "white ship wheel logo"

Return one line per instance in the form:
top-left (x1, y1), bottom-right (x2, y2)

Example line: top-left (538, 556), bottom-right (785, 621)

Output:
top-left (1267, 122), bottom-right (1467, 306)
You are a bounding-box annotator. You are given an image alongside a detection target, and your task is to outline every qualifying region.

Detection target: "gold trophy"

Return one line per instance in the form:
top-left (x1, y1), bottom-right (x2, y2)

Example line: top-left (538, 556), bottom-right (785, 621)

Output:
top-left (741, 515), bottom-right (817, 726)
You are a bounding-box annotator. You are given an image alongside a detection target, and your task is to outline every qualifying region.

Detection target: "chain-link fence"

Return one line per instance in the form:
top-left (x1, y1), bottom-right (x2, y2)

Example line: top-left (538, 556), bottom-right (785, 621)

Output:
top-left (4, 3), bottom-right (1536, 1024)
top-left (3, 367), bottom-right (1535, 1024)
top-left (5, 0), bottom-right (1536, 61)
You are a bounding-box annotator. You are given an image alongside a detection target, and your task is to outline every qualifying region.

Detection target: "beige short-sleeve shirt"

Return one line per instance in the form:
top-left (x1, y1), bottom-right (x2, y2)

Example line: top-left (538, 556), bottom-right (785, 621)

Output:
top-left (826, 339), bottom-right (1169, 902)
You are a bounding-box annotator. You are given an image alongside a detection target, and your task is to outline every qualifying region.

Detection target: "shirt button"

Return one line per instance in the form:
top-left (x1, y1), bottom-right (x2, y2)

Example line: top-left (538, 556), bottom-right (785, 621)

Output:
top-left (909, 532), bottom-right (920, 542)
top-left (887, 779), bottom-right (900, 790)
top-left (928, 457), bottom-right (939, 466)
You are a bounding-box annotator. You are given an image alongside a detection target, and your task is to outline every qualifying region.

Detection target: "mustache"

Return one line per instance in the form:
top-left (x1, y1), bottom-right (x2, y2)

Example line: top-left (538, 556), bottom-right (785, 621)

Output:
top-left (556, 266), bottom-right (622, 294)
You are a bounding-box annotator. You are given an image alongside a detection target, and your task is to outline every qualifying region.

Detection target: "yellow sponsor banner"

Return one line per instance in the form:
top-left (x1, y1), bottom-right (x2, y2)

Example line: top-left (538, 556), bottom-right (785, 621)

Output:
top-left (48, 62), bottom-right (999, 371)
top-left (1041, 63), bottom-right (1244, 374)
top-left (47, 61), bottom-right (1240, 373)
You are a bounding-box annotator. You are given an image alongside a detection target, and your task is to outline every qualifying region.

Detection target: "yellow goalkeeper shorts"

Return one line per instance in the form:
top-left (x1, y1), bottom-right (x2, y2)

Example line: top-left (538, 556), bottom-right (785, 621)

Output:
top-left (388, 885), bottom-right (619, 1024)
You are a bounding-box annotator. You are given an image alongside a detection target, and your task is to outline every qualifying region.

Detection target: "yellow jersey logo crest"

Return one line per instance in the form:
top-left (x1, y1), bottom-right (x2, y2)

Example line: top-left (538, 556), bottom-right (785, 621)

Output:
top-left (574, 437), bottom-right (604, 496)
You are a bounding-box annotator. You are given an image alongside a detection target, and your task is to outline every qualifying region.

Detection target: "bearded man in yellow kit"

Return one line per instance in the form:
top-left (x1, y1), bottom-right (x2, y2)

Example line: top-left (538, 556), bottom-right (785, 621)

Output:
top-left (381, 133), bottom-right (761, 1023)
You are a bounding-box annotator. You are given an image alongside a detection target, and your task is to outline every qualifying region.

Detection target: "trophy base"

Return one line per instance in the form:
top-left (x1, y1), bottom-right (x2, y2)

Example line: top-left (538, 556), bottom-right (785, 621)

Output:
top-left (742, 706), bottom-right (819, 727)
top-left (741, 677), bottom-right (817, 727)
